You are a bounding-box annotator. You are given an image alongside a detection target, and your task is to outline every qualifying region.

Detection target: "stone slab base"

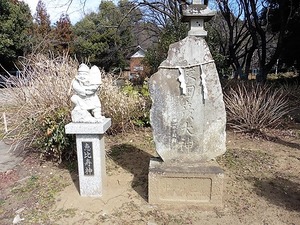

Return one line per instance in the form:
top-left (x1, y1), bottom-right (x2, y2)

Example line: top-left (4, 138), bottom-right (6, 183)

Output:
top-left (65, 118), bottom-right (111, 134)
top-left (148, 158), bottom-right (224, 208)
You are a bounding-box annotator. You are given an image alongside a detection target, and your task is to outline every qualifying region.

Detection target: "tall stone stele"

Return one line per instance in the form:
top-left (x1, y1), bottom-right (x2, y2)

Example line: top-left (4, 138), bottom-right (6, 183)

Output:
top-left (65, 64), bottom-right (111, 197)
top-left (148, 0), bottom-right (226, 207)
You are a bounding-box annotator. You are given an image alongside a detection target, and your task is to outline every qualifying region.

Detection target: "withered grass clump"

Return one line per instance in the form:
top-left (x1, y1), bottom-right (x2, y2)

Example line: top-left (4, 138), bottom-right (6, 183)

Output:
top-left (1, 54), bottom-right (149, 162)
top-left (1, 54), bottom-right (77, 162)
top-left (279, 81), bottom-right (300, 107)
top-left (100, 77), bottom-right (149, 134)
top-left (224, 82), bottom-right (291, 133)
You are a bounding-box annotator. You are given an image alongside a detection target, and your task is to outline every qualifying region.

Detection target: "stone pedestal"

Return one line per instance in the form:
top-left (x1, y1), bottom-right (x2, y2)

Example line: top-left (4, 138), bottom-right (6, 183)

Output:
top-left (65, 118), bottom-right (111, 197)
top-left (148, 158), bottom-right (224, 208)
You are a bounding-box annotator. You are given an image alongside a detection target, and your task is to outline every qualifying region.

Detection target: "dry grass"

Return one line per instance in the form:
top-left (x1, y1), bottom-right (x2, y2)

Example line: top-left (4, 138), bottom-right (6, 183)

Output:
top-left (101, 77), bottom-right (149, 134)
top-left (0, 54), bottom-right (149, 159)
top-left (224, 82), bottom-right (291, 133)
top-left (1, 54), bottom-right (76, 149)
top-left (279, 81), bottom-right (300, 107)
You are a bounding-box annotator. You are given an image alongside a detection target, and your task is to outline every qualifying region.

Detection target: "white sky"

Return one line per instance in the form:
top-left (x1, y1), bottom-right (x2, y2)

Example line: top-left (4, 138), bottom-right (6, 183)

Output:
top-left (21, 0), bottom-right (110, 24)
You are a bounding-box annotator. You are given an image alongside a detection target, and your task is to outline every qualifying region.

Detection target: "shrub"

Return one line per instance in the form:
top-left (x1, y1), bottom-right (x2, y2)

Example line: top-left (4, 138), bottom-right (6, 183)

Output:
top-left (122, 80), bottom-right (150, 127)
top-left (1, 54), bottom-right (151, 162)
top-left (1, 53), bottom-right (77, 163)
top-left (224, 82), bottom-right (291, 133)
top-left (35, 108), bottom-right (76, 163)
top-left (100, 77), bottom-right (151, 134)
top-left (278, 80), bottom-right (300, 107)
top-left (277, 80), bottom-right (300, 123)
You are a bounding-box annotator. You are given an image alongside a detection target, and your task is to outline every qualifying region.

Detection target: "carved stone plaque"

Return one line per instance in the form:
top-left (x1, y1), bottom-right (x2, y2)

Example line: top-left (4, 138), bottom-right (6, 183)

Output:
top-left (82, 142), bottom-right (94, 176)
top-left (159, 177), bottom-right (212, 202)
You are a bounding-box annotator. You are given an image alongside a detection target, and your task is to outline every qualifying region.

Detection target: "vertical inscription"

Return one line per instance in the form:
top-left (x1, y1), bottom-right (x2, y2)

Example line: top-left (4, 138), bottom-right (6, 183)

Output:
top-left (170, 66), bottom-right (205, 154)
top-left (82, 142), bottom-right (94, 176)
top-left (173, 67), bottom-right (200, 153)
top-left (184, 68), bottom-right (197, 146)
top-left (170, 118), bottom-right (178, 150)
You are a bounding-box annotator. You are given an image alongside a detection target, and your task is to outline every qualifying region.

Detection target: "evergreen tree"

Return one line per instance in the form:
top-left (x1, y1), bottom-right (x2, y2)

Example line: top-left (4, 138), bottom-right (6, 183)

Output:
top-left (73, 1), bottom-right (140, 71)
top-left (0, 0), bottom-right (33, 70)
top-left (54, 13), bottom-right (74, 55)
top-left (31, 0), bottom-right (52, 53)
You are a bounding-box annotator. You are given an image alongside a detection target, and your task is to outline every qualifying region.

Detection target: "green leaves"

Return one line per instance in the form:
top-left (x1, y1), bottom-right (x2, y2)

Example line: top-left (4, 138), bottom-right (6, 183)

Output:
top-left (36, 108), bottom-right (75, 164)
top-left (0, 0), bottom-right (32, 68)
top-left (73, 1), bottom-right (138, 71)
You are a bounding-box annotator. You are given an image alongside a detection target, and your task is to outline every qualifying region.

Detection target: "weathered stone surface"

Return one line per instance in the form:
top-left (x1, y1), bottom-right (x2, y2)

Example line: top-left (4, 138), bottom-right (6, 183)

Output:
top-left (149, 35), bottom-right (226, 162)
top-left (148, 158), bottom-right (224, 207)
top-left (75, 133), bottom-right (106, 197)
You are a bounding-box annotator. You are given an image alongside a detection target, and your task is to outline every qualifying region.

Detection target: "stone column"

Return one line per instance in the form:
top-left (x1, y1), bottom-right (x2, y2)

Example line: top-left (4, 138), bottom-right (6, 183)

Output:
top-left (65, 118), bottom-right (111, 197)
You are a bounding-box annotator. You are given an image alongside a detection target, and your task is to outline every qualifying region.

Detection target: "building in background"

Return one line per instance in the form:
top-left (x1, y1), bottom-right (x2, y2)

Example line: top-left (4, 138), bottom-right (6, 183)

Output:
top-left (129, 46), bottom-right (149, 84)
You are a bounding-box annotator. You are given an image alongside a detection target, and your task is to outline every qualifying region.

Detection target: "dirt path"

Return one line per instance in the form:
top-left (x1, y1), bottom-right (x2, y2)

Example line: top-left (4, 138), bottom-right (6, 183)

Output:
top-left (0, 88), bottom-right (25, 173)
top-left (0, 141), bottom-right (22, 173)
top-left (0, 129), bottom-right (300, 225)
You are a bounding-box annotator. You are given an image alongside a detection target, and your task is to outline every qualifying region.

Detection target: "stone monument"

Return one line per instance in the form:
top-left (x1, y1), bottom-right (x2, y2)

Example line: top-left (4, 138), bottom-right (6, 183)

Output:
top-left (148, 0), bottom-right (226, 207)
top-left (65, 64), bottom-right (111, 197)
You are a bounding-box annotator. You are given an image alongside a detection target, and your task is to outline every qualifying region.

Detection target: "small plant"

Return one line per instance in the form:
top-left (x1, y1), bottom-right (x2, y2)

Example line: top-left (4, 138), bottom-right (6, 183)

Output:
top-left (121, 81), bottom-right (139, 97)
top-left (224, 82), bottom-right (291, 133)
top-left (0, 199), bottom-right (5, 206)
top-left (35, 108), bottom-right (75, 163)
top-left (123, 80), bottom-right (151, 127)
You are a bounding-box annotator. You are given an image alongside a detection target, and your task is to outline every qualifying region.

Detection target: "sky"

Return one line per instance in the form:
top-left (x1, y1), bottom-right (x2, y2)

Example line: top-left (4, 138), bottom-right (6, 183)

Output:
top-left (21, 0), bottom-right (105, 24)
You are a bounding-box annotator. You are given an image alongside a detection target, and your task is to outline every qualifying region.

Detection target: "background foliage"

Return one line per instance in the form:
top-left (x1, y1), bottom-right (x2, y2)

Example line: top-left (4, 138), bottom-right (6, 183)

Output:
top-left (0, 0), bottom-right (33, 69)
top-left (73, 0), bottom-right (142, 71)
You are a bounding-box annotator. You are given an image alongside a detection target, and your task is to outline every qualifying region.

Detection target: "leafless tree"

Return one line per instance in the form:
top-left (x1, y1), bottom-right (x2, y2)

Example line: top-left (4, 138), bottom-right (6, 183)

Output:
top-left (214, 0), bottom-right (257, 79)
top-left (214, 0), bottom-right (297, 81)
top-left (135, 0), bottom-right (184, 42)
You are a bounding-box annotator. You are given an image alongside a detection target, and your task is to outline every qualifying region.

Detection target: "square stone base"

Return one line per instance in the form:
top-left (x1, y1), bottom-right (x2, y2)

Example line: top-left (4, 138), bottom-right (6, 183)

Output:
top-left (65, 119), bottom-right (111, 197)
top-left (75, 134), bottom-right (106, 197)
top-left (148, 158), bottom-right (224, 208)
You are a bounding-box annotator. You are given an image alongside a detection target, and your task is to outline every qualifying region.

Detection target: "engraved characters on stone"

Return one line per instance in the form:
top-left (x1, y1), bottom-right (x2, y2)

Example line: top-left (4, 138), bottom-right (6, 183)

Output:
top-left (169, 66), bottom-right (206, 154)
top-left (82, 142), bottom-right (94, 176)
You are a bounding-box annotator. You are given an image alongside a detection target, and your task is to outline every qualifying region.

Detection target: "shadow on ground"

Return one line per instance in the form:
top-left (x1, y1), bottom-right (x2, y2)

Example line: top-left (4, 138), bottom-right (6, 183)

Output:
top-left (108, 144), bottom-right (153, 201)
top-left (247, 175), bottom-right (300, 212)
top-left (263, 133), bottom-right (300, 150)
top-left (59, 158), bottom-right (80, 194)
